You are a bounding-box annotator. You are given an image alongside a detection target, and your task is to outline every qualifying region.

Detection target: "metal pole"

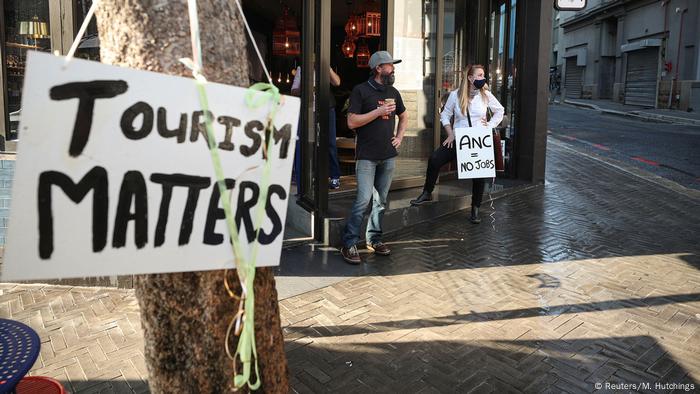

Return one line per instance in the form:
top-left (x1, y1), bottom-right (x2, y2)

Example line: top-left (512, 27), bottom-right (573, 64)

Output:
top-left (434, 0), bottom-right (445, 150)
top-left (0, 0), bottom-right (7, 151)
top-left (672, 7), bottom-right (687, 109)
top-left (314, 0), bottom-right (330, 241)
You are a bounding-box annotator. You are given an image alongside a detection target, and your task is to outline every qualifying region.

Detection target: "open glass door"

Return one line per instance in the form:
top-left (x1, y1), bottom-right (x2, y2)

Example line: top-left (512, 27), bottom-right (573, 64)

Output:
top-left (488, 0), bottom-right (519, 177)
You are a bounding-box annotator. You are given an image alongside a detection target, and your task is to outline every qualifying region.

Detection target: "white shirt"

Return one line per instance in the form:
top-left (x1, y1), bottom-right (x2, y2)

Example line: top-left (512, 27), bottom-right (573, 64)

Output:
top-left (440, 90), bottom-right (504, 129)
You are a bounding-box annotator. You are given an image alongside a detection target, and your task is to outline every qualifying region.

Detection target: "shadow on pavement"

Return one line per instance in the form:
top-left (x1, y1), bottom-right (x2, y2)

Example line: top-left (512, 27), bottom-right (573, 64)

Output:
top-left (287, 336), bottom-right (698, 392)
top-left (283, 293), bottom-right (700, 338)
top-left (277, 144), bottom-right (700, 279)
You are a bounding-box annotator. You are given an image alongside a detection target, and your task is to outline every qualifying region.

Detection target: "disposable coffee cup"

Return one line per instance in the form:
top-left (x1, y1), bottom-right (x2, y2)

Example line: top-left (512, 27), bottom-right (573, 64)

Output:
top-left (385, 98), bottom-right (395, 106)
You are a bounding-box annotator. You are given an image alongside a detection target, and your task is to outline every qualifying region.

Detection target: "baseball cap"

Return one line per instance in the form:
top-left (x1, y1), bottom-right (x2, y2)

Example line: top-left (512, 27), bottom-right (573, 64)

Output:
top-left (368, 51), bottom-right (402, 70)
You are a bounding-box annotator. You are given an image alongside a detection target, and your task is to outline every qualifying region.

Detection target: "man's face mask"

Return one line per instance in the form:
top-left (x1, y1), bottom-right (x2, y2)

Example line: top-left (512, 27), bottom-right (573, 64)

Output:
top-left (379, 68), bottom-right (395, 85)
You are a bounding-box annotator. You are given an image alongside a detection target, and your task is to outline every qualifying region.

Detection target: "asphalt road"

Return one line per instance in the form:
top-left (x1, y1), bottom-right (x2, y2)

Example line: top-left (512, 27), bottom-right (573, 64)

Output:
top-left (548, 104), bottom-right (700, 190)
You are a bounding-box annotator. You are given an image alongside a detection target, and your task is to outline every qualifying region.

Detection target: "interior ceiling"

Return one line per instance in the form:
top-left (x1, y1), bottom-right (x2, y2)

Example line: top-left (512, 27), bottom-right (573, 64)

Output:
top-left (243, 0), bottom-right (380, 28)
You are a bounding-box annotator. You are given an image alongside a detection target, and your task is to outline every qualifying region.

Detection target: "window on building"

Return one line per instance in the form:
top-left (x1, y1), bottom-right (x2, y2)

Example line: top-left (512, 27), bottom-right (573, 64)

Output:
top-left (3, 0), bottom-right (52, 142)
top-left (391, 0), bottom-right (438, 181)
top-left (73, 0), bottom-right (100, 61)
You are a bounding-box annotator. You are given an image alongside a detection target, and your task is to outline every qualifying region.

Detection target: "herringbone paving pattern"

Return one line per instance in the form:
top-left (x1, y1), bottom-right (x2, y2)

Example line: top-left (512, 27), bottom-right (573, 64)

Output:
top-left (282, 140), bottom-right (700, 392)
top-left (283, 256), bottom-right (699, 393)
top-left (0, 139), bottom-right (698, 393)
top-left (0, 284), bottom-right (147, 393)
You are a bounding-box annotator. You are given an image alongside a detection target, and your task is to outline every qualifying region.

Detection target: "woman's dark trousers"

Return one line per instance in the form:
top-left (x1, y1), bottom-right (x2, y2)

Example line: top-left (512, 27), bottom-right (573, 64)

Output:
top-left (423, 145), bottom-right (486, 207)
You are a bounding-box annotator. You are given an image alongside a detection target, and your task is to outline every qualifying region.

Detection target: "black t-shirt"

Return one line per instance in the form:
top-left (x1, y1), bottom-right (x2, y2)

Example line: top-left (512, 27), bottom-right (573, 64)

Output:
top-left (348, 79), bottom-right (406, 161)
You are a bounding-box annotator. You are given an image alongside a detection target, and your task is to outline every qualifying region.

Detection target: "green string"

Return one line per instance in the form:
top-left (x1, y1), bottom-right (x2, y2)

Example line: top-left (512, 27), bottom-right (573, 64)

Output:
top-left (193, 79), bottom-right (280, 391)
top-left (244, 83), bottom-right (281, 273)
top-left (184, 0), bottom-right (283, 389)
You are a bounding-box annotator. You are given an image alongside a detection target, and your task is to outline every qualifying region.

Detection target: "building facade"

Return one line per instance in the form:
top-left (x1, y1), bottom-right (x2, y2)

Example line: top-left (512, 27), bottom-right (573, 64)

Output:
top-left (2, 0), bottom-right (554, 242)
top-left (553, 0), bottom-right (700, 109)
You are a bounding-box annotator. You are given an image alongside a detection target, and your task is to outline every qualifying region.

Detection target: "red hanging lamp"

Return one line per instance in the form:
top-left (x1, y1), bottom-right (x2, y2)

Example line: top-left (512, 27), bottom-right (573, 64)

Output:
top-left (356, 40), bottom-right (370, 68)
top-left (272, 6), bottom-right (300, 56)
top-left (358, 0), bottom-right (381, 38)
top-left (342, 37), bottom-right (356, 58)
top-left (344, 14), bottom-right (359, 39)
top-left (362, 11), bottom-right (381, 37)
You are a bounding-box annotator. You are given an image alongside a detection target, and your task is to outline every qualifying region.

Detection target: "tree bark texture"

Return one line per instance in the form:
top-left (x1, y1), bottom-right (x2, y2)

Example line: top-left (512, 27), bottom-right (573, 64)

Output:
top-left (95, 1), bottom-right (288, 392)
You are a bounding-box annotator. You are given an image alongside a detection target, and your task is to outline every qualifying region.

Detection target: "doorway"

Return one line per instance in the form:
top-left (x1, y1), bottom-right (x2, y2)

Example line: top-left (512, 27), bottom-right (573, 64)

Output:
top-left (329, 0), bottom-right (388, 193)
top-left (240, 0), bottom-right (388, 240)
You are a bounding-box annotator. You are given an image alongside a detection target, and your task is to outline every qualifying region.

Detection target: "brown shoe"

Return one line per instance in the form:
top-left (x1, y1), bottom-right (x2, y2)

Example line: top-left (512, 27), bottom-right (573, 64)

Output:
top-left (340, 245), bottom-right (361, 264)
top-left (367, 242), bottom-right (391, 256)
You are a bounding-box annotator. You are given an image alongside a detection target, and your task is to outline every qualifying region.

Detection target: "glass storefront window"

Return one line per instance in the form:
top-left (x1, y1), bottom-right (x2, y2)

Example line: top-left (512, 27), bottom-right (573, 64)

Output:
top-left (74, 0), bottom-right (100, 61)
top-left (442, 1), bottom-right (466, 93)
top-left (3, 0), bottom-right (52, 141)
top-left (489, 3), bottom-right (507, 96)
top-left (488, 0), bottom-right (518, 176)
top-left (392, 0), bottom-right (437, 180)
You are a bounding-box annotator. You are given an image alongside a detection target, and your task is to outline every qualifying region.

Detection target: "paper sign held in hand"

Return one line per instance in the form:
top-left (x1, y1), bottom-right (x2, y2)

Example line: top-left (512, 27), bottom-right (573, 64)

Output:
top-left (455, 126), bottom-right (496, 179)
top-left (2, 52), bottom-right (299, 281)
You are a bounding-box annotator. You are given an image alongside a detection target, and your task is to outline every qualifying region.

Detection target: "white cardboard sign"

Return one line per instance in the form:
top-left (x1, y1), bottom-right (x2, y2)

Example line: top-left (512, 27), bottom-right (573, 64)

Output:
top-left (455, 126), bottom-right (496, 179)
top-left (2, 52), bottom-right (299, 281)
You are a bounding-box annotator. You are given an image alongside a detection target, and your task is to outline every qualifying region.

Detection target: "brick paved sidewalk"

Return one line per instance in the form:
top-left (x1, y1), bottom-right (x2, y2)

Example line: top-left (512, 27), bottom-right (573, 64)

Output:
top-left (281, 139), bottom-right (700, 392)
top-left (1, 139), bottom-right (699, 393)
top-left (0, 284), bottom-right (147, 393)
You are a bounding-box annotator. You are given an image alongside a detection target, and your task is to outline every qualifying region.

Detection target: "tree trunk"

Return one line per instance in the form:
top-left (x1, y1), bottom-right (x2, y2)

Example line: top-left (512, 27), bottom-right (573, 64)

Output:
top-left (95, 1), bottom-right (288, 392)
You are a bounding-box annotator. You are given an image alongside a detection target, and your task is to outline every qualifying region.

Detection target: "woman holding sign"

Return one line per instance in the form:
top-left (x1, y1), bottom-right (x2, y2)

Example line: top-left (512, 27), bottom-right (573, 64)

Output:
top-left (410, 64), bottom-right (504, 224)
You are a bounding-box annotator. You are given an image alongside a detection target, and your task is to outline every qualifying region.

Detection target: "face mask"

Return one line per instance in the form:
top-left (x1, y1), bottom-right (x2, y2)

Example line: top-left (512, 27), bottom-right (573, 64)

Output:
top-left (473, 78), bottom-right (486, 89)
top-left (381, 72), bottom-right (395, 86)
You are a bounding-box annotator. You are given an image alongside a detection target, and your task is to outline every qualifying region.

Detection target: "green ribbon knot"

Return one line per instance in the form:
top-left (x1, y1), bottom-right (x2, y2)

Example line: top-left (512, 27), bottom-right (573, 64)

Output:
top-left (193, 78), bottom-right (281, 391)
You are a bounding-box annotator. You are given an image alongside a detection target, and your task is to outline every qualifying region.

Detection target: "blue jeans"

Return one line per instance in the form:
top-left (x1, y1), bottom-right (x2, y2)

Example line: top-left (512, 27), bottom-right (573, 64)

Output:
top-left (294, 107), bottom-right (340, 194)
top-left (343, 158), bottom-right (396, 248)
top-left (328, 108), bottom-right (341, 180)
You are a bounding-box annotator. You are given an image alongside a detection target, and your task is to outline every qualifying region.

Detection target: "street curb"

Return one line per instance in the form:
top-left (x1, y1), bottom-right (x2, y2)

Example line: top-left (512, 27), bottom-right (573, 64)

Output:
top-left (629, 111), bottom-right (700, 126)
top-left (562, 99), bottom-right (599, 111)
top-left (289, 181), bottom-right (541, 249)
top-left (561, 99), bottom-right (700, 126)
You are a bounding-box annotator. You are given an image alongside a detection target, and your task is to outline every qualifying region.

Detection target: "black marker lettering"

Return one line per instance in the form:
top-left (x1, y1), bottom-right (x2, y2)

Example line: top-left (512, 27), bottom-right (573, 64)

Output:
top-left (112, 171), bottom-right (148, 248)
top-left (258, 184), bottom-right (286, 245)
top-left (37, 167), bottom-right (109, 259)
top-left (235, 181), bottom-right (259, 242)
top-left (459, 135), bottom-right (472, 150)
top-left (49, 80), bottom-right (128, 156)
top-left (272, 124), bottom-right (292, 159)
top-left (150, 173), bottom-right (211, 246)
top-left (157, 107), bottom-right (187, 143)
top-left (217, 116), bottom-right (240, 151)
top-left (203, 179), bottom-right (236, 245)
top-left (240, 121), bottom-right (263, 157)
top-left (190, 110), bottom-right (214, 144)
top-left (120, 101), bottom-right (154, 140)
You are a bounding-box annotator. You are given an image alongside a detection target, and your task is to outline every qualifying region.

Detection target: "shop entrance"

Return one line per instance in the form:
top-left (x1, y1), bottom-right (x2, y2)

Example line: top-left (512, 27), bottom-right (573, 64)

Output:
top-left (329, 0), bottom-right (387, 192)
top-left (241, 0), bottom-right (387, 179)
top-left (242, 0), bottom-right (388, 240)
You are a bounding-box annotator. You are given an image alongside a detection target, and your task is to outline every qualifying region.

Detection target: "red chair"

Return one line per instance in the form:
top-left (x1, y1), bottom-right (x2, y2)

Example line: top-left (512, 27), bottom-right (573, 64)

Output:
top-left (15, 376), bottom-right (66, 393)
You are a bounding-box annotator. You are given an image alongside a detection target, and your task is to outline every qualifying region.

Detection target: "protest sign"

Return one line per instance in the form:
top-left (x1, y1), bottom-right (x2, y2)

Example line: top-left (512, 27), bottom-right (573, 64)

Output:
top-left (455, 125), bottom-right (496, 179)
top-left (2, 52), bottom-right (299, 281)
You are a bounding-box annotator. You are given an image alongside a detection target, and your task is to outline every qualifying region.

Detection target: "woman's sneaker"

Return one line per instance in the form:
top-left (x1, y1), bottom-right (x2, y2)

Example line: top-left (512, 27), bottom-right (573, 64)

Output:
top-left (329, 178), bottom-right (341, 189)
top-left (340, 245), bottom-right (361, 264)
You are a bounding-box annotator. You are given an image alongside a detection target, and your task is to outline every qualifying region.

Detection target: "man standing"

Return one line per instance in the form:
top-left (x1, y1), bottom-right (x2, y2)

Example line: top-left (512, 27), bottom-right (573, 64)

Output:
top-left (291, 66), bottom-right (343, 191)
top-left (340, 51), bottom-right (408, 264)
